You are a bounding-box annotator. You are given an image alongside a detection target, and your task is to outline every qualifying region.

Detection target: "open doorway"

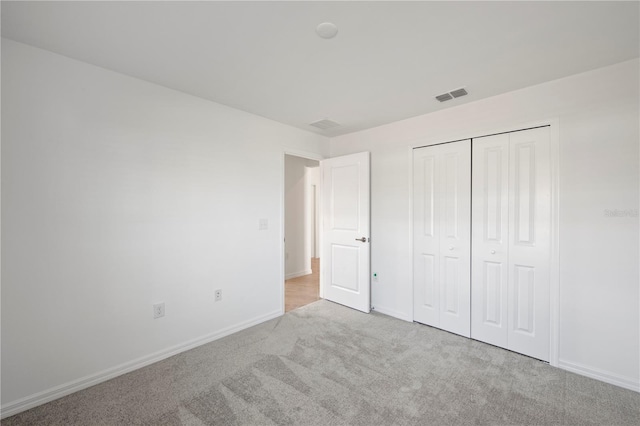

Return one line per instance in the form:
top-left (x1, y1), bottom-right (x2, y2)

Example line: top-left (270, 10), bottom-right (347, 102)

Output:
top-left (284, 154), bottom-right (320, 312)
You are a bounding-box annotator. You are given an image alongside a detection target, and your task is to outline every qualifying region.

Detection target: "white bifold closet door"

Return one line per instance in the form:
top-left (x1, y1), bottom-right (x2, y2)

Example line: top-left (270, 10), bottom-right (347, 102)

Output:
top-left (413, 140), bottom-right (471, 337)
top-left (471, 127), bottom-right (551, 361)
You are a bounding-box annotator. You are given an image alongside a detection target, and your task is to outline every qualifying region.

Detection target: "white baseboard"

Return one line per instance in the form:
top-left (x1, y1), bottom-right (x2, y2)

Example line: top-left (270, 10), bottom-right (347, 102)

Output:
top-left (558, 359), bottom-right (640, 392)
top-left (0, 309), bottom-right (282, 419)
top-left (285, 269), bottom-right (312, 280)
top-left (371, 304), bottom-right (412, 322)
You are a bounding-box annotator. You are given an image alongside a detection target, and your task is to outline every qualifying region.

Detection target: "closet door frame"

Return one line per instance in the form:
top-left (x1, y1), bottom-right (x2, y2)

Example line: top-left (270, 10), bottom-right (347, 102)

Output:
top-left (408, 118), bottom-right (560, 367)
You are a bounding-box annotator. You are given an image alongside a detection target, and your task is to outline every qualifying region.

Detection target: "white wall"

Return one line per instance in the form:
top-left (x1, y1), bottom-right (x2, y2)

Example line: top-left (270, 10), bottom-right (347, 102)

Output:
top-left (305, 166), bottom-right (320, 259)
top-left (285, 155), bottom-right (306, 278)
top-left (284, 156), bottom-right (318, 278)
top-left (0, 39), bottom-right (329, 414)
top-left (330, 59), bottom-right (640, 390)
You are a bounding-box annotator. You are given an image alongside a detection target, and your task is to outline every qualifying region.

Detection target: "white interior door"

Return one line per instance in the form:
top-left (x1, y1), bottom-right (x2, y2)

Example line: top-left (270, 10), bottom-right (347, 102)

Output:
top-left (507, 127), bottom-right (551, 361)
top-left (413, 147), bottom-right (439, 327)
top-left (471, 127), bottom-right (551, 361)
top-left (321, 152), bottom-right (370, 313)
top-left (471, 134), bottom-right (510, 348)
top-left (413, 140), bottom-right (471, 337)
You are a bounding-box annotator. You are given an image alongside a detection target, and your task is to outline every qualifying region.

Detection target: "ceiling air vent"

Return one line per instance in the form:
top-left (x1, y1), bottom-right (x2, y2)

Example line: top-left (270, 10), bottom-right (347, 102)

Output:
top-left (450, 88), bottom-right (468, 98)
top-left (436, 87), bottom-right (468, 102)
top-left (309, 119), bottom-right (341, 130)
top-left (435, 93), bottom-right (453, 102)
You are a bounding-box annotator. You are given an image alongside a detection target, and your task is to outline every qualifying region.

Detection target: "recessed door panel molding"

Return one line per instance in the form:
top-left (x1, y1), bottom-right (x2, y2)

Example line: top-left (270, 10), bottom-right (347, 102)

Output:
top-left (472, 133), bottom-right (510, 348)
top-left (322, 152), bottom-right (370, 313)
top-left (413, 139), bottom-right (470, 338)
top-left (330, 164), bottom-right (360, 231)
top-left (330, 244), bottom-right (360, 292)
top-left (513, 265), bottom-right (535, 334)
top-left (421, 156), bottom-right (436, 237)
top-left (484, 147), bottom-right (505, 243)
top-left (514, 142), bottom-right (536, 245)
top-left (443, 256), bottom-right (460, 314)
top-left (421, 254), bottom-right (437, 308)
top-left (443, 152), bottom-right (460, 239)
top-left (483, 261), bottom-right (503, 326)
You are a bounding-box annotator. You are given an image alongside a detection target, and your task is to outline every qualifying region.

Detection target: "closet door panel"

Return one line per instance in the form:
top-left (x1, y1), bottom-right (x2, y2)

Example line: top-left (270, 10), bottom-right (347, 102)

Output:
top-left (508, 127), bottom-right (551, 361)
top-left (413, 151), bottom-right (440, 327)
top-left (471, 134), bottom-right (509, 347)
top-left (413, 140), bottom-right (470, 337)
top-left (438, 141), bottom-right (471, 337)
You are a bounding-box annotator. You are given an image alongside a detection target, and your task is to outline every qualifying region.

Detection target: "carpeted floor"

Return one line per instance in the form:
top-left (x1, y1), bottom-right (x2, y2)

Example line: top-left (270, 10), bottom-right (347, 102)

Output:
top-left (3, 300), bottom-right (639, 425)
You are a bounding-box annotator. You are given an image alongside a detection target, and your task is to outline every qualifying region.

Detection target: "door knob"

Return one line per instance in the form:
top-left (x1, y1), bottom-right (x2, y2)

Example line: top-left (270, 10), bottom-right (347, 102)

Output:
top-left (355, 237), bottom-right (367, 242)
top-left (448, 246), bottom-right (454, 251)
top-left (491, 250), bottom-right (496, 254)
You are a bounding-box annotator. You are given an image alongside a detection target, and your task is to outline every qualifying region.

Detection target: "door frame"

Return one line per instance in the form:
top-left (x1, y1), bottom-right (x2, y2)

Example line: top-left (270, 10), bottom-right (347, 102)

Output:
top-left (281, 149), bottom-right (325, 315)
top-left (407, 118), bottom-right (560, 367)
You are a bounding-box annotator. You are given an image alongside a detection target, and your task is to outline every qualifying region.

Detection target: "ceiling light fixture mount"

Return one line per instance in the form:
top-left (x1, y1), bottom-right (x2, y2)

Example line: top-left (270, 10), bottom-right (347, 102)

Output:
top-left (316, 22), bottom-right (338, 39)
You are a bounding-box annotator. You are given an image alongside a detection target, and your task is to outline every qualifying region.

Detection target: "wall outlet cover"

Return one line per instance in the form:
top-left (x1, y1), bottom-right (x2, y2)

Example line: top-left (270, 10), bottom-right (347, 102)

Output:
top-left (153, 302), bottom-right (165, 319)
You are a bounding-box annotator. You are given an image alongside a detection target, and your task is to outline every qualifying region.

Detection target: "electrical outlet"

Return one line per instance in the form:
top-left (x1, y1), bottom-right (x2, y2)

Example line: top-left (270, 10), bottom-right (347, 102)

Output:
top-left (153, 302), bottom-right (165, 319)
top-left (214, 289), bottom-right (222, 302)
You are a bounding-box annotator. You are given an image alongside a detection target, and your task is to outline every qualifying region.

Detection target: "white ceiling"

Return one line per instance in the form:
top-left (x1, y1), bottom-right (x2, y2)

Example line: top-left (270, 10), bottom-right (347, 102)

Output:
top-left (2, 1), bottom-right (639, 137)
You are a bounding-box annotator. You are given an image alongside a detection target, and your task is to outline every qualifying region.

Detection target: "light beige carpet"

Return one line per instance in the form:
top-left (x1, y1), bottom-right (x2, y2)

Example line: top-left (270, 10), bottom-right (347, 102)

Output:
top-left (3, 300), bottom-right (639, 425)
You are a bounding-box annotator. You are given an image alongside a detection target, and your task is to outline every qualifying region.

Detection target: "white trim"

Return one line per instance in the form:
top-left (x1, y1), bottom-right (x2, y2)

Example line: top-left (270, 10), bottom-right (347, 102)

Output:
top-left (318, 161), bottom-right (325, 299)
top-left (407, 118), bottom-right (558, 151)
top-left (280, 153), bottom-right (286, 316)
top-left (0, 309), bottom-right (282, 419)
top-left (283, 149), bottom-right (324, 162)
top-left (548, 120), bottom-right (560, 367)
top-left (285, 269), bottom-right (313, 280)
top-left (372, 305), bottom-right (412, 322)
top-left (558, 359), bottom-right (640, 393)
top-left (408, 118), bottom-right (560, 367)
top-left (407, 145), bottom-right (415, 323)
